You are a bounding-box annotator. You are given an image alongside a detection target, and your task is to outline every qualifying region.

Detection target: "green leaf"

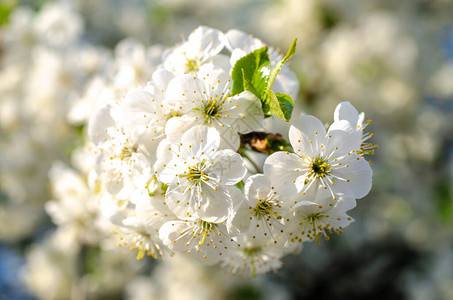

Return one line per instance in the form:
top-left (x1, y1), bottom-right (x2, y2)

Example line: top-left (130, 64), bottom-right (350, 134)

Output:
top-left (264, 91), bottom-right (283, 120)
top-left (0, 1), bottom-right (16, 26)
top-left (231, 47), bottom-right (270, 96)
top-left (266, 38), bottom-right (297, 93)
top-left (252, 64), bottom-right (270, 96)
top-left (275, 93), bottom-right (294, 121)
top-left (230, 39), bottom-right (296, 122)
top-left (261, 90), bottom-right (276, 117)
top-left (242, 69), bottom-right (259, 96)
top-left (261, 38), bottom-right (296, 121)
top-left (261, 90), bottom-right (294, 122)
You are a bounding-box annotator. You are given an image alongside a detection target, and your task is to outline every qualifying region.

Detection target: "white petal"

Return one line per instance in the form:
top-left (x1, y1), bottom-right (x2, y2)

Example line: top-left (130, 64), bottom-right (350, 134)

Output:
top-left (292, 200), bottom-right (319, 214)
top-left (164, 115), bottom-right (198, 144)
top-left (197, 63), bottom-right (230, 88)
top-left (331, 155), bottom-right (372, 199)
top-left (225, 29), bottom-right (251, 52)
top-left (164, 186), bottom-right (199, 220)
top-left (197, 184), bottom-right (235, 223)
top-left (136, 195), bottom-right (175, 227)
top-left (155, 139), bottom-right (173, 165)
top-left (122, 89), bottom-right (164, 128)
top-left (289, 114), bottom-right (327, 157)
top-left (151, 68), bottom-right (175, 91)
top-left (264, 152), bottom-right (306, 196)
top-left (165, 74), bottom-right (202, 107)
top-left (88, 105), bottom-right (116, 145)
top-left (210, 54), bottom-right (232, 72)
top-left (334, 101), bottom-right (359, 124)
top-left (212, 122), bottom-right (241, 150)
top-left (272, 68), bottom-right (300, 99)
top-left (155, 156), bottom-right (185, 185)
top-left (228, 91), bottom-right (264, 134)
top-left (205, 149), bottom-right (246, 185)
top-left (224, 185), bottom-right (246, 234)
top-left (244, 174), bottom-right (271, 204)
top-left (333, 195), bottom-right (357, 213)
top-left (180, 125), bottom-right (220, 159)
top-left (103, 171), bottom-right (124, 195)
top-left (326, 120), bottom-right (362, 157)
top-left (229, 201), bottom-right (251, 234)
top-left (188, 26), bottom-right (227, 57)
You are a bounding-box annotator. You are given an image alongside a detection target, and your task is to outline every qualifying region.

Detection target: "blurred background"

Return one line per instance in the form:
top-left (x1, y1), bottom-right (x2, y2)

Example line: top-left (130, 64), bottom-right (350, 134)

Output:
top-left (0, 0), bottom-right (452, 299)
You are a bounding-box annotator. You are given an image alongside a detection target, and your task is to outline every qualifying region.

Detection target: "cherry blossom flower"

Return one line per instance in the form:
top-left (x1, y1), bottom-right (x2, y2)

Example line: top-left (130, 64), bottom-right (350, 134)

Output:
top-left (286, 189), bottom-right (356, 245)
top-left (154, 125), bottom-right (247, 222)
top-left (238, 174), bottom-right (296, 245)
top-left (162, 26), bottom-right (230, 75)
top-left (334, 101), bottom-right (378, 155)
top-left (164, 64), bottom-right (264, 150)
top-left (159, 218), bottom-right (239, 265)
top-left (264, 113), bottom-right (372, 200)
top-left (88, 104), bottom-right (154, 197)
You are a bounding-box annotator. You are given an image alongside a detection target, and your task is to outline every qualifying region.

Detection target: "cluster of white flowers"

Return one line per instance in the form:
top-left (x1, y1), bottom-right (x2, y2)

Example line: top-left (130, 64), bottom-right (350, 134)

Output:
top-left (0, 0), bottom-right (450, 298)
top-left (84, 26), bottom-right (375, 276)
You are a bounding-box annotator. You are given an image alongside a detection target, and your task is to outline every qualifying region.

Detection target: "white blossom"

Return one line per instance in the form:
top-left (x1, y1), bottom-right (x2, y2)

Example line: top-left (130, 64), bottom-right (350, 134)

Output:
top-left (162, 26), bottom-right (230, 75)
top-left (88, 104), bottom-right (155, 198)
top-left (334, 101), bottom-right (377, 155)
top-left (159, 218), bottom-right (239, 265)
top-left (220, 233), bottom-right (297, 277)
top-left (238, 174), bottom-right (296, 245)
top-left (164, 64), bottom-right (264, 150)
top-left (264, 113), bottom-right (372, 200)
top-left (155, 125), bottom-right (246, 222)
top-left (286, 189), bottom-right (356, 244)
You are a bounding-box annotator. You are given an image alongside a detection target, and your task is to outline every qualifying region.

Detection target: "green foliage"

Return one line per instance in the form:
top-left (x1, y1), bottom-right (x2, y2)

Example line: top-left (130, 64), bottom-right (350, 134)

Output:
top-left (231, 47), bottom-right (270, 96)
top-left (82, 245), bottom-right (102, 275)
top-left (276, 93), bottom-right (294, 121)
top-left (435, 180), bottom-right (453, 224)
top-left (0, 0), bottom-right (16, 26)
top-left (231, 39), bottom-right (297, 121)
top-left (267, 39), bottom-right (297, 89)
top-left (228, 284), bottom-right (263, 300)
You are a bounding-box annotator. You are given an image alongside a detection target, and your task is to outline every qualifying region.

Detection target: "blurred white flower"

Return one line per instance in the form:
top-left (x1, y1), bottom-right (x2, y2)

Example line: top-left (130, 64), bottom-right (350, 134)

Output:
top-left (34, 1), bottom-right (83, 47)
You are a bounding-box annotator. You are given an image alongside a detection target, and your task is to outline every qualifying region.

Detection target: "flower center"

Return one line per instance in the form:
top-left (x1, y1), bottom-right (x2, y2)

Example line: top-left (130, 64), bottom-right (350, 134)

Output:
top-left (243, 246), bottom-right (263, 277)
top-left (199, 219), bottom-right (216, 231)
top-left (198, 220), bottom-right (217, 246)
top-left (309, 157), bottom-right (331, 178)
top-left (305, 213), bottom-right (325, 245)
top-left (184, 58), bottom-right (201, 74)
top-left (243, 246), bottom-right (261, 257)
top-left (305, 212), bottom-right (323, 223)
top-left (180, 161), bottom-right (208, 183)
top-left (189, 167), bottom-right (203, 180)
top-left (120, 145), bottom-right (137, 160)
top-left (254, 201), bottom-right (282, 219)
top-left (202, 99), bottom-right (220, 124)
top-left (187, 166), bottom-right (205, 184)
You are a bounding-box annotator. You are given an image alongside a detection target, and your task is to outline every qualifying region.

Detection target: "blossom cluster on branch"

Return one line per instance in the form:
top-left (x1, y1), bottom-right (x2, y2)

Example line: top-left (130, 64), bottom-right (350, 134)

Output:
top-left (81, 26), bottom-right (375, 277)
